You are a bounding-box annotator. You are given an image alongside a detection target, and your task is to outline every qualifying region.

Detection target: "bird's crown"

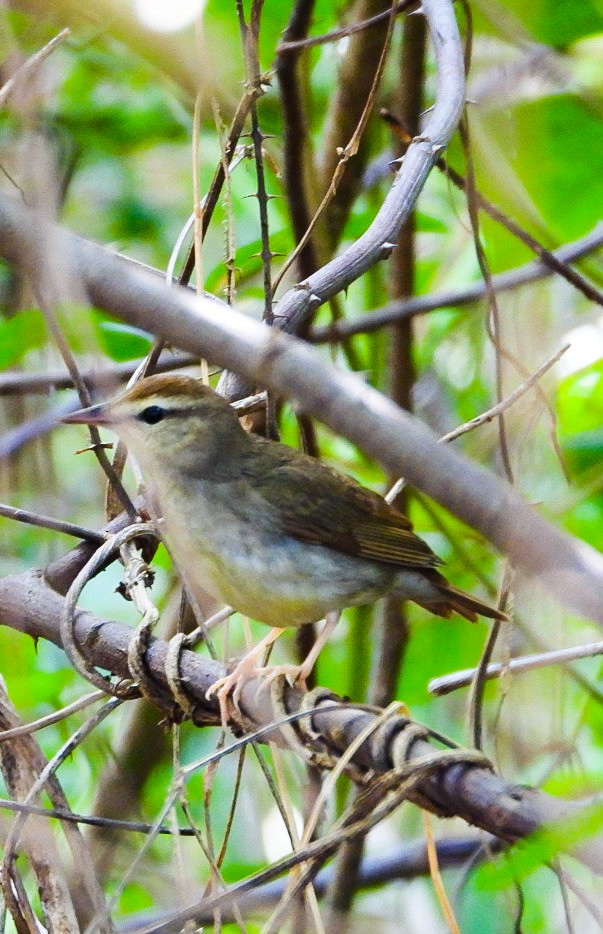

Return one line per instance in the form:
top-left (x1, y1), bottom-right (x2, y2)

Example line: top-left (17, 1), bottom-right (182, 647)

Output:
top-left (120, 374), bottom-right (216, 406)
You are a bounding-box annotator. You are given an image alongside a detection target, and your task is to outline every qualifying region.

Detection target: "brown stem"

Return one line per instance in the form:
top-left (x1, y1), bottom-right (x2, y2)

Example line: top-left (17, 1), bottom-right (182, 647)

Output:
top-left (275, 0), bottom-right (319, 282)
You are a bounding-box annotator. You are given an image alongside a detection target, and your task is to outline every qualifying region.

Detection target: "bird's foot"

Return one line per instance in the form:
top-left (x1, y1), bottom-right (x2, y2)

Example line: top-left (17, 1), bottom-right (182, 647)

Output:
top-left (205, 663), bottom-right (309, 728)
top-left (257, 611), bottom-right (340, 693)
top-left (205, 627), bottom-right (285, 728)
top-left (205, 667), bottom-right (251, 729)
top-left (205, 615), bottom-right (340, 728)
top-left (259, 662), bottom-right (311, 691)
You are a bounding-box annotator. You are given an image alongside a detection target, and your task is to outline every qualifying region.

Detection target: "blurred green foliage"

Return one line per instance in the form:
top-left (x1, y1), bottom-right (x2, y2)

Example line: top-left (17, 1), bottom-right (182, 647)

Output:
top-left (0, 309), bottom-right (46, 368)
top-left (1, 0), bottom-right (603, 930)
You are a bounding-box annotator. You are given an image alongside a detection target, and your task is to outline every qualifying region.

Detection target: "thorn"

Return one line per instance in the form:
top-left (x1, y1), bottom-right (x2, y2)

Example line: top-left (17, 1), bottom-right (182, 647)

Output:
top-left (74, 442), bottom-right (114, 455)
top-left (243, 130), bottom-right (279, 142)
top-left (431, 143), bottom-right (445, 155)
top-left (308, 293), bottom-right (322, 309)
top-left (243, 191), bottom-right (280, 201)
top-left (408, 4), bottom-right (424, 14)
top-left (465, 98), bottom-right (477, 105)
top-left (389, 156), bottom-right (405, 167)
top-left (380, 242), bottom-right (397, 259)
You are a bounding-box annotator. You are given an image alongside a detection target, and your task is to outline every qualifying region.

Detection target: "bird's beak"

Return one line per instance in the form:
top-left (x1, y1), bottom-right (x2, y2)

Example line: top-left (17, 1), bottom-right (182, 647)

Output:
top-left (62, 402), bottom-right (113, 426)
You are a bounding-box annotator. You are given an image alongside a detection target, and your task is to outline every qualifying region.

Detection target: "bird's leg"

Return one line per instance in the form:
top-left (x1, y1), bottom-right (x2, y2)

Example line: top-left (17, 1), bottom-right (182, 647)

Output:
top-left (206, 612), bottom-right (340, 726)
top-left (262, 610), bottom-right (341, 688)
top-left (206, 626), bottom-right (285, 725)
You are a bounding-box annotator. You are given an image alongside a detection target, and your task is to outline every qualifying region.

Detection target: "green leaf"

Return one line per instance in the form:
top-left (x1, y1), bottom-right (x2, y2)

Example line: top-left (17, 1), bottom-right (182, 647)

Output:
top-left (0, 309), bottom-right (46, 369)
top-left (204, 229), bottom-right (292, 295)
top-left (56, 44), bottom-right (188, 155)
top-left (93, 315), bottom-right (152, 361)
top-left (480, 95), bottom-right (603, 252)
top-left (557, 359), bottom-right (603, 439)
top-left (475, 801), bottom-right (603, 890)
top-left (561, 429), bottom-right (603, 476)
top-left (471, 0), bottom-right (603, 47)
top-left (502, 0), bottom-right (603, 47)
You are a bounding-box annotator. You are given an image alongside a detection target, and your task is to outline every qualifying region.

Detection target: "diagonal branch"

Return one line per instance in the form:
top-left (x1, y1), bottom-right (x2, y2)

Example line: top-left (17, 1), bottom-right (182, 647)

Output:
top-left (1, 192), bottom-right (603, 623)
top-left (309, 223), bottom-right (603, 341)
top-left (267, 0), bottom-right (465, 338)
top-left (218, 0), bottom-right (465, 399)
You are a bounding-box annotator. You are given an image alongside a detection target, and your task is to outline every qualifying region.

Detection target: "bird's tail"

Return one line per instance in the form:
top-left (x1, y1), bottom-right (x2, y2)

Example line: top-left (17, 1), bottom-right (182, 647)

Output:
top-left (414, 572), bottom-right (508, 622)
top-left (392, 569), bottom-right (508, 622)
top-left (432, 579), bottom-right (509, 623)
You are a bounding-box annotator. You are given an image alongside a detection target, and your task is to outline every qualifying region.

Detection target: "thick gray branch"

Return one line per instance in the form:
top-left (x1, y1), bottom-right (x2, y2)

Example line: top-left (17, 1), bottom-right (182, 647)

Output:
top-left (265, 0), bottom-right (466, 337)
top-left (1, 567), bottom-right (601, 877)
top-left (218, 0), bottom-right (465, 399)
top-left (1, 193), bottom-right (603, 622)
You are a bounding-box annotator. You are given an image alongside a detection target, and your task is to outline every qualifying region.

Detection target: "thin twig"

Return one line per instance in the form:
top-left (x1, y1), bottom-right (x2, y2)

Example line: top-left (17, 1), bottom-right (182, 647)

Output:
top-left (310, 224), bottom-right (603, 342)
top-left (440, 343), bottom-right (570, 443)
top-left (386, 343), bottom-right (569, 504)
top-left (1, 697), bottom-right (120, 932)
top-left (0, 798), bottom-right (200, 836)
top-left (423, 811), bottom-right (461, 933)
top-left (275, 0), bottom-right (320, 281)
top-left (0, 28), bottom-right (70, 108)
top-left (276, 0), bottom-right (415, 53)
top-left (459, 110), bottom-right (514, 483)
top-left (0, 691), bottom-right (106, 741)
top-left (0, 351), bottom-right (201, 397)
top-left (240, 0), bottom-right (275, 325)
top-left (381, 107), bottom-right (603, 308)
top-left (178, 84), bottom-right (264, 287)
top-left (33, 289), bottom-right (136, 518)
top-left (429, 641), bottom-right (603, 696)
top-left (271, 1), bottom-right (398, 296)
top-left (0, 503), bottom-right (106, 544)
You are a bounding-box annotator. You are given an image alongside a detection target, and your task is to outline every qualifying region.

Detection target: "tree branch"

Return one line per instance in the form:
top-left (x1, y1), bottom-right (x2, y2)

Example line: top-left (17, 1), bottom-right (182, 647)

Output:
top-left (1, 566), bottom-right (601, 878)
top-left (309, 223), bottom-right (603, 341)
top-left (266, 0), bottom-right (466, 339)
top-left (1, 192), bottom-right (603, 623)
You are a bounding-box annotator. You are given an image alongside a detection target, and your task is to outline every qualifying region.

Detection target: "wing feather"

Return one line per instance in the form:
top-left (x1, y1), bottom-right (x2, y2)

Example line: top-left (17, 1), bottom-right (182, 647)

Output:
top-left (249, 438), bottom-right (442, 570)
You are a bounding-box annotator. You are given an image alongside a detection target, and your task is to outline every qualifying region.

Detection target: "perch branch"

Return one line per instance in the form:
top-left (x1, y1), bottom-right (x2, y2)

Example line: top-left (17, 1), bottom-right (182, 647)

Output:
top-left (0, 567), bottom-right (601, 878)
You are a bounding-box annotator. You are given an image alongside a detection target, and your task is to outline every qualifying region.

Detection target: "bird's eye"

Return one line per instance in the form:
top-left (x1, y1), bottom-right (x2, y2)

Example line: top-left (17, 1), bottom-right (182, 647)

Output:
top-left (138, 405), bottom-right (166, 425)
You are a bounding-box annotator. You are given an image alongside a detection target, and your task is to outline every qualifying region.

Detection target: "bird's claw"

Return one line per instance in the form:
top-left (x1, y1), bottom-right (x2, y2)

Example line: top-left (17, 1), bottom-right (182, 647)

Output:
top-left (206, 662), bottom-right (311, 728)
top-left (205, 673), bottom-right (240, 729)
top-left (260, 664), bottom-right (309, 691)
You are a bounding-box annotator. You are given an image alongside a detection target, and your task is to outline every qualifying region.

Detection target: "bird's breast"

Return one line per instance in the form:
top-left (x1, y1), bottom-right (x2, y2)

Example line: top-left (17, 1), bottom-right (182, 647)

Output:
top-left (154, 485), bottom-right (394, 626)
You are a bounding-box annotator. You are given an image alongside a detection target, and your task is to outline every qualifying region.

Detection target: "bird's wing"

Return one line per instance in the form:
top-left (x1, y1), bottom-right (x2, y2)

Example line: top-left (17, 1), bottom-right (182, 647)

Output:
top-left (251, 441), bottom-right (442, 569)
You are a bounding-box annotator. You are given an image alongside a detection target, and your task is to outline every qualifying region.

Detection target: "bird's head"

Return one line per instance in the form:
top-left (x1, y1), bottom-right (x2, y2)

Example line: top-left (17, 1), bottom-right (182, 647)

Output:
top-left (63, 374), bottom-right (247, 474)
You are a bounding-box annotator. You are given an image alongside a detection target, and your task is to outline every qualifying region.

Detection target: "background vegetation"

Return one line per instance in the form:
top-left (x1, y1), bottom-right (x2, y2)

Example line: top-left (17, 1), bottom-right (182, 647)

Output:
top-left (1, 0), bottom-right (603, 931)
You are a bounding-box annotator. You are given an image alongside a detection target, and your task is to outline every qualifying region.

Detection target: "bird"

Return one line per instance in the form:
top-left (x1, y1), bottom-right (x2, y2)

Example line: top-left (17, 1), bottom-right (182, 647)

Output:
top-left (64, 374), bottom-right (506, 717)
